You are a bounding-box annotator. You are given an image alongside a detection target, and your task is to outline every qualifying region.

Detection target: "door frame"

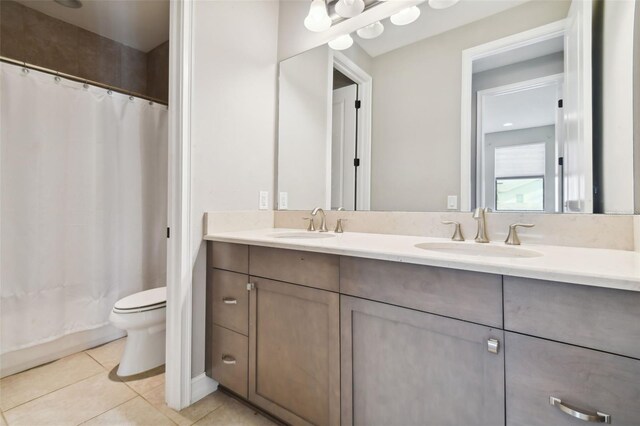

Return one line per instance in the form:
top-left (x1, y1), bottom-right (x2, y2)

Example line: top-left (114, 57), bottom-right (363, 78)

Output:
top-left (332, 52), bottom-right (372, 211)
top-left (460, 19), bottom-right (566, 211)
top-left (476, 73), bottom-right (564, 212)
top-left (166, 0), bottom-right (197, 410)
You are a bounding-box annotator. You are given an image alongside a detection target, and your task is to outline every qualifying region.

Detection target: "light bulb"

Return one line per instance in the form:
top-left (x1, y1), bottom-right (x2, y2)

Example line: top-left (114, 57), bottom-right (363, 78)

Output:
top-left (304, 0), bottom-right (332, 32)
top-left (390, 6), bottom-right (421, 26)
top-left (328, 34), bottom-right (354, 51)
top-left (357, 21), bottom-right (384, 39)
top-left (428, 0), bottom-right (460, 9)
top-left (335, 0), bottom-right (365, 18)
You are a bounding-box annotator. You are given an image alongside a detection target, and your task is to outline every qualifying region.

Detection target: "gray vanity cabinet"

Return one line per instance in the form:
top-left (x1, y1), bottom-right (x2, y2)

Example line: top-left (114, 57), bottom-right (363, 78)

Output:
top-left (340, 295), bottom-right (505, 426)
top-left (505, 332), bottom-right (640, 426)
top-left (248, 276), bottom-right (340, 426)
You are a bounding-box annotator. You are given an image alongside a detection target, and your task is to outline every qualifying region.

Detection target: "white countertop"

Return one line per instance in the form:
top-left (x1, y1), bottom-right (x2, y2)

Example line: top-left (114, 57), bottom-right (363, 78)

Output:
top-left (204, 228), bottom-right (640, 292)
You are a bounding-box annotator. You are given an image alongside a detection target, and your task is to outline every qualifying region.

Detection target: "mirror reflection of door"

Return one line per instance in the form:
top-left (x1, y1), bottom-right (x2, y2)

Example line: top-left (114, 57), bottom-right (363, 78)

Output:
top-left (474, 34), bottom-right (565, 213)
top-left (331, 69), bottom-right (358, 210)
top-left (479, 78), bottom-right (563, 213)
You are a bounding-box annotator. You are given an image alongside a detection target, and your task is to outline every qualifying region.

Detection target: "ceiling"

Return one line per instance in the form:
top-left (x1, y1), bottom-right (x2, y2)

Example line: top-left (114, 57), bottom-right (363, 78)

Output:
top-left (16, 0), bottom-right (170, 52)
top-left (355, 0), bottom-right (530, 57)
top-left (482, 83), bottom-right (559, 134)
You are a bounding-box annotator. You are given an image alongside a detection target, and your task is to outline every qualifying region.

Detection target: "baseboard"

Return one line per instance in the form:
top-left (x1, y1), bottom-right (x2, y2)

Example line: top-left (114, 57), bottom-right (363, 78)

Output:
top-left (1, 325), bottom-right (126, 378)
top-left (191, 373), bottom-right (218, 404)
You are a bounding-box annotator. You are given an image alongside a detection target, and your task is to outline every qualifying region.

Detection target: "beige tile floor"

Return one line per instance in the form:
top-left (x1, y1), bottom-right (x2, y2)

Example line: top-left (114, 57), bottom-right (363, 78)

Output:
top-left (0, 338), bottom-right (276, 426)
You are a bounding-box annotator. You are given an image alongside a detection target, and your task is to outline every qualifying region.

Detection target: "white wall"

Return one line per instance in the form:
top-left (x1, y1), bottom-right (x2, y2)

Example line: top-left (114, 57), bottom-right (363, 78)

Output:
top-left (278, 45), bottom-right (333, 210)
top-left (190, 0), bottom-right (279, 377)
top-left (369, 1), bottom-right (570, 212)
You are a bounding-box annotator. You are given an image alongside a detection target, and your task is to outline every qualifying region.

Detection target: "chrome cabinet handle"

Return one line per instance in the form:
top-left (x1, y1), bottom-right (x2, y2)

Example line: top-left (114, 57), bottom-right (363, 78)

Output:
top-left (487, 338), bottom-right (499, 354)
top-left (222, 355), bottom-right (237, 365)
top-left (550, 397), bottom-right (611, 424)
top-left (222, 297), bottom-right (237, 305)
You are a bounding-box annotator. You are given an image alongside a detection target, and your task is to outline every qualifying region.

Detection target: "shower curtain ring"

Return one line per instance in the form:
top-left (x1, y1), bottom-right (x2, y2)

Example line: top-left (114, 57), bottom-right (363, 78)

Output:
top-left (22, 62), bottom-right (29, 74)
top-left (54, 71), bottom-right (61, 83)
top-left (107, 89), bottom-right (113, 95)
top-left (83, 81), bottom-right (89, 89)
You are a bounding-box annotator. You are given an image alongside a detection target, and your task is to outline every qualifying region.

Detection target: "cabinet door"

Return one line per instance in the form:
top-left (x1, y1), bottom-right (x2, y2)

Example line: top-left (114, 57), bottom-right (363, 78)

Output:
top-left (341, 296), bottom-right (505, 426)
top-left (506, 332), bottom-right (640, 426)
top-left (248, 277), bottom-right (340, 426)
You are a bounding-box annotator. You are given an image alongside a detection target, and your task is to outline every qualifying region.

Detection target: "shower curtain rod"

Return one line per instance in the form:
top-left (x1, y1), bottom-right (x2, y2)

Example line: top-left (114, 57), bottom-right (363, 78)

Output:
top-left (0, 56), bottom-right (168, 106)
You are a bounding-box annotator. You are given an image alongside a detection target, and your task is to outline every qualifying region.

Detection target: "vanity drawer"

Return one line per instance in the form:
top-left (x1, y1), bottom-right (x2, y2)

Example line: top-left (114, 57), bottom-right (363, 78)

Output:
top-left (505, 332), bottom-right (640, 426)
top-left (208, 242), bottom-right (248, 274)
top-left (249, 246), bottom-right (339, 292)
top-left (340, 257), bottom-right (502, 327)
top-left (209, 269), bottom-right (249, 336)
top-left (210, 324), bottom-right (248, 398)
top-left (504, 277), bottom-right (640, 359)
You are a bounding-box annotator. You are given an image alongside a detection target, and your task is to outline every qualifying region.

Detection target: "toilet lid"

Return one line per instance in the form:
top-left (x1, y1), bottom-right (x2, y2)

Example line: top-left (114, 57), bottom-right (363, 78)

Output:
top-left (114, 287), bottom-right (166, 312)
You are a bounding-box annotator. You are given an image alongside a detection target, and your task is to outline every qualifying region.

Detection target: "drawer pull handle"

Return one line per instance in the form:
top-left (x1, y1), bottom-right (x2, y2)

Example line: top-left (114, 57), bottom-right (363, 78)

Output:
top-left (221, 355), bottom-right (237, 365)
top-left (487, 338), bottom-right (499, 354)
top-left (550, 397), bottom-right (611, 424)
top-left (222, 297), bottom-right (237, 305)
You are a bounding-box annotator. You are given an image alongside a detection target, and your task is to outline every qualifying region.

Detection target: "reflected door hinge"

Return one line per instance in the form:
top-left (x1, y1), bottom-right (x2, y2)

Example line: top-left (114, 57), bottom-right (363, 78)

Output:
top-left (354, 158), bottom-right (360, 167)
top-left (355, 100), bottom-right (361, 109)
top-left (558, 99), bottom-right (563, 108)
top-left (166, 227), bottom-right (170, 238)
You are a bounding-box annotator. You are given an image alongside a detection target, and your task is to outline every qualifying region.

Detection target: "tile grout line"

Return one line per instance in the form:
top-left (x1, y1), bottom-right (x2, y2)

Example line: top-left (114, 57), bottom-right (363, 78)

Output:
top-left (136, 384), bottom-right (184, 425)
top-left (76, 393), bottom-right (139, 426)
top-left (137, 383), bottom-right (221, 426)
top-left (2, 369), bottom-right (106, 414)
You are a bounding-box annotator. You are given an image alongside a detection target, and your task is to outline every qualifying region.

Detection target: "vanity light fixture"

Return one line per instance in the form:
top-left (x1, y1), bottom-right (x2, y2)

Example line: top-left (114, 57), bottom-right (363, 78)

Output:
top-left (357, 21), bottom-right (384, 39)
top-left (329, 34), bottom-right (354, 50)
top-left (390, 6), bottom-right (421, 26)
top-left (503, 122), bottom-right (514, 127)
top-left (428, 0), bottom-right (460, 10)
top-left (304, 0), bottom-right (332, 32)
top-left (335, 0), bottom-right (365, 18)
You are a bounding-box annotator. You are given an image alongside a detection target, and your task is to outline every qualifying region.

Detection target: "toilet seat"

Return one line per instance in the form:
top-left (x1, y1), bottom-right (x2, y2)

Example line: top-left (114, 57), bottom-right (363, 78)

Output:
top-left (113, 287), bottom-right (166, 314)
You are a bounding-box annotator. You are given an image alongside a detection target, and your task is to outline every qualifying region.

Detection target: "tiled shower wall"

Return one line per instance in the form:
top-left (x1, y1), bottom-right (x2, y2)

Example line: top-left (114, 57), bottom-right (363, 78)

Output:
top-left (0, 0), bottom-right (169, 102)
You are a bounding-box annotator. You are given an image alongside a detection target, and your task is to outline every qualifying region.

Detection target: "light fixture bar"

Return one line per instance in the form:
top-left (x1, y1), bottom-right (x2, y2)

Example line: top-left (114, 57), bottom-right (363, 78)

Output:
top-left (326, 0), bottom-right (385, 25)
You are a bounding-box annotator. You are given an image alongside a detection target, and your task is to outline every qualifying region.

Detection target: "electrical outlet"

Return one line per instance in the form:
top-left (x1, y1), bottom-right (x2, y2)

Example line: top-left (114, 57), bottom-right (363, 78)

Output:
top-left (447, 195), bottom-right (458, 210)
top-left (259, 191), bottom-right (269, 210)
top-left (279, 192), bottom-right (288, 210)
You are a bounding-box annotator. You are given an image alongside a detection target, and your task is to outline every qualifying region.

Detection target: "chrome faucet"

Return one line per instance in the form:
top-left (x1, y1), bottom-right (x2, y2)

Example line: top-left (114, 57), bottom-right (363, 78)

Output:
top-left (505, 223), bottom-right (535, 245)
top-left (472, 207), bottom-right (490, 243)
top-left (311, 207), bottom-right (328, 232)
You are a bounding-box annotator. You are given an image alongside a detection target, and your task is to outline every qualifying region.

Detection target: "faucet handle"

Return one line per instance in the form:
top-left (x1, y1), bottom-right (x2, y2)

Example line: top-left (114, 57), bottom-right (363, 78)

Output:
top-left (505, 223), bottom-right (534, 245)
top-left (334, 218), bottom-right (347, 233)
top-left (303, 217), bottom-right (316, 232)
top-left (442, 221), bottom-right (464, 242)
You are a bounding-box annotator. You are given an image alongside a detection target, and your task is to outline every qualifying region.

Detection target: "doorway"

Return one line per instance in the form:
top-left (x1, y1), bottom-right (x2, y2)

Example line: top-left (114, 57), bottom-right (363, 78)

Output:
top-left (331, 52), bottom-right (372, 211)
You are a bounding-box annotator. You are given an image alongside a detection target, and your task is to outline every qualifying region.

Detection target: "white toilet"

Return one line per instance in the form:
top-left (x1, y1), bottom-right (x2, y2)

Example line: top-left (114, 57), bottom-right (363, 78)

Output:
top-left (109, 286), bottom-right (166, 377)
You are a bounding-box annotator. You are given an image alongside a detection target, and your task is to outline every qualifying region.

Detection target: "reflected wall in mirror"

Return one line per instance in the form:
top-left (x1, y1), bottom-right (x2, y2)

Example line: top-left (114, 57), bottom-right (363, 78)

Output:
top-left (277, 0), bottom-right (639, 214)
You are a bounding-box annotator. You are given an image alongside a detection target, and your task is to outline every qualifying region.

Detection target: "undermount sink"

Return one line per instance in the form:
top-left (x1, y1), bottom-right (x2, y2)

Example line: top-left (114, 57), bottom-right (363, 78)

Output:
top-left (415, 242), bottom-right (542, 258)
top-left (269, 232), bottom-right (336, 240)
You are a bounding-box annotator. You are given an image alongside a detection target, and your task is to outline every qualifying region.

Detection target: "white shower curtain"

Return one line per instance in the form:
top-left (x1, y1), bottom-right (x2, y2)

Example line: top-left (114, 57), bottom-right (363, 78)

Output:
top-left (0, 63), bottom-right (168, 354)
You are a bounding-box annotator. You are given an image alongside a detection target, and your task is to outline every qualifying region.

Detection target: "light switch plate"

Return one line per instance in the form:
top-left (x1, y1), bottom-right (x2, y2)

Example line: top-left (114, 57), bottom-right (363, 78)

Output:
top-left (447, 195), bottom-right (458, 210)
top-left (259, 191), bottom-right (269, 210)
top-left (279, 192), bottom-right (288, 210)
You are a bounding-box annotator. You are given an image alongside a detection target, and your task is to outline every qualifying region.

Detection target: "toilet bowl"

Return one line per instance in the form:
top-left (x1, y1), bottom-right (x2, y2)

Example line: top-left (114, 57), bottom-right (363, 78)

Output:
top-left (109, 286), bottom-right (166, 377)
